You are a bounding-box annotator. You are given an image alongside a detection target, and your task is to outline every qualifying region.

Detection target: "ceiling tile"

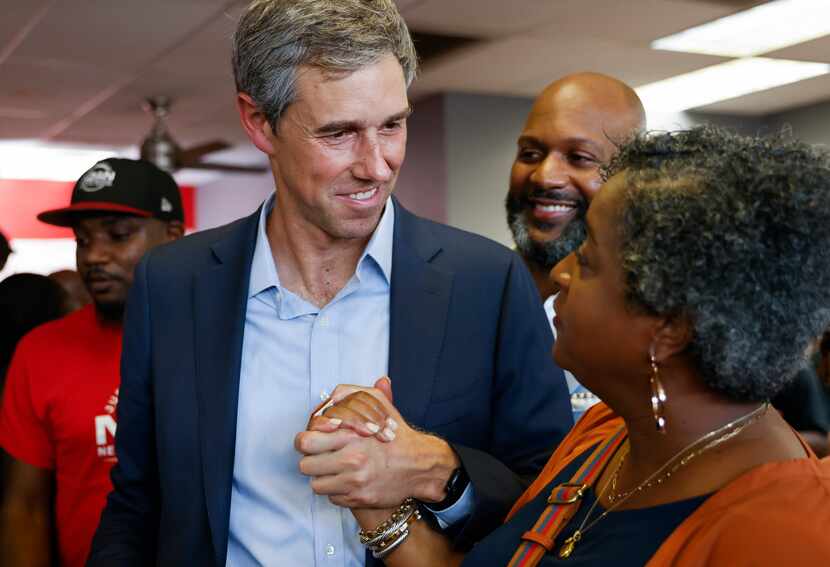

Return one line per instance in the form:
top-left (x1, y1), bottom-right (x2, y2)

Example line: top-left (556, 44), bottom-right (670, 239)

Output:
top-left (149, 2), bottom-right (245, 80)
top-left (52, 72), bottom-right (238, 147)
top-left (401, 0), bottom-right (735, 42)
top-left (11, 0), bottom-right (234, 71)
top-left (400, 0), bottom-right (570, 38)
top-left (765, 35), bottom-right (830, 64)
top-left (0, 0), bottom-right (828, 154)
top-left (527, 0), bottom-right (737, 45)
top-left (0, 115), bottom-right (57, 139)
top-left (0, 56), bottom-right (128, 121)
top-left (516, 41), bottom-right (726, 92)
top-left (0, 0), bottom-right (52, 60)
top-left (411, 36), bottom-right (724, 99)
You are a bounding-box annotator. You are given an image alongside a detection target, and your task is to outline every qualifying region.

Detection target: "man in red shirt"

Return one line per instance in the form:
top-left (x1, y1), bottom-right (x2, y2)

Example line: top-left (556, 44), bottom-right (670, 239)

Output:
top-left (0, 158), bottom-right (184, 567)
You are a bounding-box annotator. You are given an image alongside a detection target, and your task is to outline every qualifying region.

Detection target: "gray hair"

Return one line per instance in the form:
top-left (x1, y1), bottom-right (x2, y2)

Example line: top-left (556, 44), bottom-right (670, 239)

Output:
top-left (232, 0), bottom-right (418, 130)
top-left (604, 126), bottom-right (830, 401)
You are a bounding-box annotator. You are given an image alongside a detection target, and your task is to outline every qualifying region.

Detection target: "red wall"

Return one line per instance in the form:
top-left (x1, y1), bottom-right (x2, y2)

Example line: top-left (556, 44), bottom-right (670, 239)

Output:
top-left (0, 179), bottom-right (195, 238)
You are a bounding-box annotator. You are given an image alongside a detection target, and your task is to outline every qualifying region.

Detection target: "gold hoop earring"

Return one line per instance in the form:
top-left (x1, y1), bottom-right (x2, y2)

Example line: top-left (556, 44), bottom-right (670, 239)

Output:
top-left (649, 346), bottom-right (667, 433)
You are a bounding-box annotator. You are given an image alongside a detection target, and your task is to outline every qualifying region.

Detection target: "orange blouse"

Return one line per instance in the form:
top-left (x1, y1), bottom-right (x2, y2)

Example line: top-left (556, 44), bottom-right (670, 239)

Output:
top-left (507, 403), bottom-right (830, 565)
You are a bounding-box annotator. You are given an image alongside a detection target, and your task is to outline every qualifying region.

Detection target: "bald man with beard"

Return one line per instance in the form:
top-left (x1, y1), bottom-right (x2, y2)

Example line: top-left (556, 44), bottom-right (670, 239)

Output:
top-left (506, 72), bottom-right (646, 420)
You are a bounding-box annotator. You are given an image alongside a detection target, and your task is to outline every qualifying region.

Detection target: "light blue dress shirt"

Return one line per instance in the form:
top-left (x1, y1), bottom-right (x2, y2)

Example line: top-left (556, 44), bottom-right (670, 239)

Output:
top-left (544, 294), bottom-right (600, 422)
top-left (227, 194), bottom-right (394, 566)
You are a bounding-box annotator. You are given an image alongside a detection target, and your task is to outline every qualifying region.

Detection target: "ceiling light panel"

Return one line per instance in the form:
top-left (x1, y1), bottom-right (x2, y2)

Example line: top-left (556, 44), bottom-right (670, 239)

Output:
top-left (635, 57), bottom-right (830, 113)
top-left (652, 0), bottom-right (830, 57)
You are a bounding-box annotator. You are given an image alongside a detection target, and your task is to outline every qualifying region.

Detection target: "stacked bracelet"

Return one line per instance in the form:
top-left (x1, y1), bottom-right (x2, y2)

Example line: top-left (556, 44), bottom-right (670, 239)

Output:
top-left (358, 498), bottom-right (422, 559)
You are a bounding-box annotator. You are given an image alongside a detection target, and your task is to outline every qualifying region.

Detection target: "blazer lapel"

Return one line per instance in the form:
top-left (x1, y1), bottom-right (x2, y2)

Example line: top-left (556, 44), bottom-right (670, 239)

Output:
top-left (388, 200), bottom-right (454, 425)
top-left (192, 211), bottom-right (259, 566)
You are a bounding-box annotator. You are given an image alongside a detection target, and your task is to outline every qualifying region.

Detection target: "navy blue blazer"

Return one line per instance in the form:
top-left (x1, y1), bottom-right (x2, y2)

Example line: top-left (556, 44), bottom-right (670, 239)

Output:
top-left (88, 198), bottom-right (572, 566)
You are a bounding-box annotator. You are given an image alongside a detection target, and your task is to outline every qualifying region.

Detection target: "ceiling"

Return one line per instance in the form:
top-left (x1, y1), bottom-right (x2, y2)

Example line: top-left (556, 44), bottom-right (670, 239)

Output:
top-left (1, 0), bottom-right (829, 167)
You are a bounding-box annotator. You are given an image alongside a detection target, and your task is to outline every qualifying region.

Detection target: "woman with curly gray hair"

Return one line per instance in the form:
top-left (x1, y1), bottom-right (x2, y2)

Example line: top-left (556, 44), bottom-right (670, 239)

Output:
top-left (318, 126), bottom-right (830, 566)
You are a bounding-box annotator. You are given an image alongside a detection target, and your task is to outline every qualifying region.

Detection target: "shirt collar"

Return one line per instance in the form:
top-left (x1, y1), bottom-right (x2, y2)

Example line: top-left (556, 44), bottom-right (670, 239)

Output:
top-left (248, 193), bottom-right (395, 298)
top-left (248, 194), bottom-right (280, 298)
top-left (359, 196), bottom-right (394, 285)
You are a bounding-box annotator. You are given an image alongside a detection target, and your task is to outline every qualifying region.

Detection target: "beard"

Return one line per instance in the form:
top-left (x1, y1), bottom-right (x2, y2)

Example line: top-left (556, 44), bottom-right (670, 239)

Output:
top-left (506, 193), bottom-right (588, 271)
top-left (93, 299), bottom-right (125, 322)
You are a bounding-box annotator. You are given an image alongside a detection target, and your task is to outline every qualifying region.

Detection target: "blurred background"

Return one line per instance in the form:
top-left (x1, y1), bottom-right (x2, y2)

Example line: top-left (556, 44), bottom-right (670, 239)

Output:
top-left (2, 0), bottom-right (829, 277)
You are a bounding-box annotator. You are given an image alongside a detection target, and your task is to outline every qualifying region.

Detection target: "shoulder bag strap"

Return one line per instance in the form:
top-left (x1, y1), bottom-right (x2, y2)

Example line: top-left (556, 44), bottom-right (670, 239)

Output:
top-left (507, 426), bottom-right (626, 567)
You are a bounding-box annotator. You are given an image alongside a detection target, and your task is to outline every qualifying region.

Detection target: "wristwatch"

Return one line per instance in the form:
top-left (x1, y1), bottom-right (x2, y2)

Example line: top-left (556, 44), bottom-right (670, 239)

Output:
top-left (426, 465), bottom-right (469, 511)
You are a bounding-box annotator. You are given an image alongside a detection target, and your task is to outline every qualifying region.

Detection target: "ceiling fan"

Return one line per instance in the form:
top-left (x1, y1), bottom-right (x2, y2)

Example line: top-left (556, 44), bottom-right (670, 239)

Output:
top-left (139, 95), bottom-right (267, 174)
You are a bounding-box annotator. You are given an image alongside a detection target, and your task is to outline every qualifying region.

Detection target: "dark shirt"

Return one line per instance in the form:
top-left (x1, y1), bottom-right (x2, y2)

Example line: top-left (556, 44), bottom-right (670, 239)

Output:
top-left (461, 445), bottom-right (709, 566)
top-left (772, 360), bottom-right (830, 433)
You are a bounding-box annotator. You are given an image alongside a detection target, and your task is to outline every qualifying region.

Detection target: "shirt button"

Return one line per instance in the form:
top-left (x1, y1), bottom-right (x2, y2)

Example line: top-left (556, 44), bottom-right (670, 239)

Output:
top-left (319, 315), bottom-right (329, 327)
top-left (325, 544), bottom-right (336, 556)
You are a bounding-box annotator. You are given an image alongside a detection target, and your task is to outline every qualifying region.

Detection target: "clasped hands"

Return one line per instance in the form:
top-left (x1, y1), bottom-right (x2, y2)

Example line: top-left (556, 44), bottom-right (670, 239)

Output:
top-left (294, 377), bottom-right (459, 510)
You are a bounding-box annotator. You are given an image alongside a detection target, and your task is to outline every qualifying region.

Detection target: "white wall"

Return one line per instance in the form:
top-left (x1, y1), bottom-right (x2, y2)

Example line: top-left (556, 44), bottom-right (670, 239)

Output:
top-left (394, 94), bottom-right (448, 222)
top-left (767, 100), bottom-right (830, 146)
top-left (444, 93), bottom-right (534, 247)
top-left (0, 238), bottom-right (76, 279)
top-left (195, 171), bottom-right (274, 231)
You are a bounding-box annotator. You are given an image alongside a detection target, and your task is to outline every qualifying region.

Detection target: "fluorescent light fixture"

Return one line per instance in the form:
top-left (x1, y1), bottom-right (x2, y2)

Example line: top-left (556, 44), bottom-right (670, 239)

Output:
top-left (636, 57), bottom-right (830, 114)
top-left (652, 0), bottom-right (830, 57)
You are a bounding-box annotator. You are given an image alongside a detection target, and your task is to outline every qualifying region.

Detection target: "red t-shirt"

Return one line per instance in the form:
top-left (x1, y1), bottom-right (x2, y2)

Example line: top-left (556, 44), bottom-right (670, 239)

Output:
top-left (0, 304), bottom-right (122, 567)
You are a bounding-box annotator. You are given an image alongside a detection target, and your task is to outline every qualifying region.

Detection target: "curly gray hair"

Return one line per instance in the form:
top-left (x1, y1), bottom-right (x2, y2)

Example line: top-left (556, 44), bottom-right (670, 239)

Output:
top-left (232, 0), bottom-right (417, 131)
top-left (604, 126), bottom-right (830, 401)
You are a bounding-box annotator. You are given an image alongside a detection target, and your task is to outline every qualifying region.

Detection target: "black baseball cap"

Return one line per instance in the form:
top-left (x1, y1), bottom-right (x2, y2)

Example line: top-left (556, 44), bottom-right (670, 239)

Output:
top-left (37, 158), bottom-right (184, 227)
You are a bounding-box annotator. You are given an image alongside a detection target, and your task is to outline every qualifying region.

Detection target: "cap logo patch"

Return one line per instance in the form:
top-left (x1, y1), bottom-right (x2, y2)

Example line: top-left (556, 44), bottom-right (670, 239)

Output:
top-left (79, 161), bottom-right (116, 192)
top-left (160, 197), bottom-right (173, 213)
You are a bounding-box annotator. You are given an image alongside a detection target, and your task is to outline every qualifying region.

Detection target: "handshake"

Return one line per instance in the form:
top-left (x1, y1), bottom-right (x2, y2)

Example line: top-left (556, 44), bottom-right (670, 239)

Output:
top-left (294, 376), bottom-right (461, 510)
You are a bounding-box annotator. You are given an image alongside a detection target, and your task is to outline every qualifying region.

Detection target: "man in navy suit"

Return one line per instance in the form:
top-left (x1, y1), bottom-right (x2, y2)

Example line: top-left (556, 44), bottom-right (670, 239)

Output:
top-left (88, 1), bottom-right (571, 565)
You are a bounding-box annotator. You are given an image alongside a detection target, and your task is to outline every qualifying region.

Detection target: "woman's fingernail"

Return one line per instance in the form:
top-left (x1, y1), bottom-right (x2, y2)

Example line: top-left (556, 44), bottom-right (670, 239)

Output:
top-left (366, 422), bottom-right (380, 433)
top-left (386, 418), bottom-right (399, 431)
top-left (327, 418), bottom-right (342, 427)
top-left (382, 427), bottom-right (396, 441)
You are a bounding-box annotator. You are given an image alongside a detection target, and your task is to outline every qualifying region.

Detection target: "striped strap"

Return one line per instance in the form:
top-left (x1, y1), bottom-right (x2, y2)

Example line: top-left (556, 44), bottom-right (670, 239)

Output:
top-left (507, 426), bottom-right (626, 567)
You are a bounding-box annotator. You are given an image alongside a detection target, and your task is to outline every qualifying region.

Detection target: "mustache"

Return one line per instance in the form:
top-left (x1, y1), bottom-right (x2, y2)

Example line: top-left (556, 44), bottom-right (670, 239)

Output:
top-left (527, 187), bottom-right (586, 205)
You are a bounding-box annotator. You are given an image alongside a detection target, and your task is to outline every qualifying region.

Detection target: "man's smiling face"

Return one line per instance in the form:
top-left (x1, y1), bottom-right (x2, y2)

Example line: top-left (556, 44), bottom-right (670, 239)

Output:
top-left (266, 53), bottom-right (410, 244)
top-left (506, 76), bottom-right (643, 270)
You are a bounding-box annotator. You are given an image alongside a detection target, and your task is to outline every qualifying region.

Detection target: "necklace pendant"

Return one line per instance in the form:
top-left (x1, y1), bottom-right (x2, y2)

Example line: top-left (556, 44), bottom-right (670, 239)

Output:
top-left (558, 530), bottom-right (581, 559)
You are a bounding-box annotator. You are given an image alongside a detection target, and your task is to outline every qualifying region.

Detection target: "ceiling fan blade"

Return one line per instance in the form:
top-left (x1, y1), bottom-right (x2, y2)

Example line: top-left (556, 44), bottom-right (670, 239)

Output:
top-left (178, 140), bottom-right (232, 164)
top-left (183, 161), bottom-right (269, 174)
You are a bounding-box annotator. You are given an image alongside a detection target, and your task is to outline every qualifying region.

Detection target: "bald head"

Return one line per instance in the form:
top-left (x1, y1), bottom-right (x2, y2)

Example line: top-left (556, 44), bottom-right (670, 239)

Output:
top-left (531, 72), bottom-right (646, 141)
top-left (507, 72), bottom-right (644, 290)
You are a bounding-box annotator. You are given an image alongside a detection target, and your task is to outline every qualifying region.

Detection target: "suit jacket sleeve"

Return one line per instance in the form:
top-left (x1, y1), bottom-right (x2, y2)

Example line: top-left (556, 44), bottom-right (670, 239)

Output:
top-left (87, 254), bottom-right (160, 566)
top-left (449, 253), bottom-right (573, 549)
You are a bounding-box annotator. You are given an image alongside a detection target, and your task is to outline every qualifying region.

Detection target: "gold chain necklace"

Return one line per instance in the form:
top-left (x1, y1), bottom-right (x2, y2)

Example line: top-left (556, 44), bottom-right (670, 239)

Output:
top-left (558, 403), bottom-right (769, 559)
top-left (608, 402), bottom-right (768, 504)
